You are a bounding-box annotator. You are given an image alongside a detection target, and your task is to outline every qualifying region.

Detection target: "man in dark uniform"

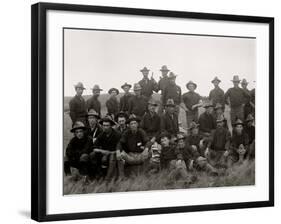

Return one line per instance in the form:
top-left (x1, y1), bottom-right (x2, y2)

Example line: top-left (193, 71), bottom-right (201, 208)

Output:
top-left (69, 82), bottom-right (87, 125)
top-left (157, 65), bottom-right (170, 114)
top-left (64, 121), bottom-right (93, 176)
top-left (244, 114), bottom-right (255, 160)
top-left (119, 83), bottom-right (133, 114)
top-left (160, 99), bottom-right (179, 136)
top-left (86, 109), bottom-right (102, 144)
top-left (105, 88), bottom-right (119, 120)
top-left (138, 66), bottom-right (158, 99)
top-left (224, 75), bottom-right (250, 125)
top-left (198, 102), bottom-right (216, 137)
top-left (209, 76), bottom-right (225, 108)
top-left (241, 78), bottom-right (253, 120)
top-left (140, 98), bottom-right (161, 139)
top-left (181, 81), bottom-right (203, 128)
top-left (86, 84), bottom-right (103, 116)
top-left (128, 83), bottom-right (148, 117)
top-left (91, 117), bottom-right (121, 181)
top-left (162, 72), bottom-right (181, 113)
top-left (116, 116), bottom-right (152, 177)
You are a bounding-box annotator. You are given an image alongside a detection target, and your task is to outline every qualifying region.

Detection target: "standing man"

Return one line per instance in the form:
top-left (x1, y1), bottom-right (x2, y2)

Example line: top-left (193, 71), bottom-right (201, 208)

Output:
top-left (162, 72), bottom-right (182, 113)
top-left (128, 83), bottom-right (148, 117)
top-left (69, 82), bottom-right (87, 125)
top-left (224, 75), bottom-right (250, 125)
top-left (241, 78), bottom-right (253, 120)
top-left (209, 76), bottom-right (225, 108)
top-left (160, 99), bottom-right (179, 136)
top-left (105, 88), bottom-right (119, 120)
top-left (120, 83), bottom-right (133, 114)
top-left (140, 98), bottom-right (161, 139)
top-left (138, 66), bottom-right (158, 99)
top-left (86, 84), bottom-right (103, 116)
top-left (158, 65), bottom-right (170, 114)
top-left (181, 81), bottom-right (203, 128)
top-left (244, 114), bottom-right (255, 160)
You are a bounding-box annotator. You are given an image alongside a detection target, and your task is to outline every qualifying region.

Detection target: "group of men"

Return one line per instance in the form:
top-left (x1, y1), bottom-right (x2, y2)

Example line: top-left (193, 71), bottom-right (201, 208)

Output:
top-left (65, 65), bottom-right (255, 183)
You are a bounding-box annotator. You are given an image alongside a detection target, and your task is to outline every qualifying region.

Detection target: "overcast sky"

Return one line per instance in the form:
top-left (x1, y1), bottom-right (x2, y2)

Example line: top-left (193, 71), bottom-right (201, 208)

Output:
top-left (64, 29), bottom-right (256, 97)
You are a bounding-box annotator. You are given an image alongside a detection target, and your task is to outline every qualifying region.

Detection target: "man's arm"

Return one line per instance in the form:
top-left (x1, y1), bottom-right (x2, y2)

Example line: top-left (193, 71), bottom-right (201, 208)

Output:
top-left (69, 100), bottom-right (76, 123)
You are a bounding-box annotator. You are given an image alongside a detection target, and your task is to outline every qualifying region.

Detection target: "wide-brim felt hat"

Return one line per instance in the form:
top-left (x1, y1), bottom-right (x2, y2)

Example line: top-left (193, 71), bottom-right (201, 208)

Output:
top-left (99, 117), bottom-right (116, 126)
top-left (241, 78), bottom-right (249, 85)
top-left (168, 72), bottom-right (177, 79)
top-left (231, 75), bottom-right (241, 82)
top-left (116, 111), bottom-right (129, 120)
top-left (140, 67), bottom-right (150, 72)
top-left (160, 65), bottom-right (170, 72)
top-left (233, 118), bottom-right (244, 126)
top-left (71, 121), bottom-right (87, 133)
top-left (216, 115), bottom-right (226, 123)
top-left (108, 88), bottom-right (119, 95)
top-left (133, 83), bottom-right (142, 91)
top-left (211, 76), bottom-right (221, 83)
top-left (121, 82), bottom-right (132, 89)
top-left (86, 109), bottom-right (100, 119)
top-left (148, 98), bottom-right (158, 106)
top-left (74, 82), bottom-right (86, 90)
top-left (165, 99), bottom-right (176, 107)
top-left (186, 81), bottom-right (197, 90)
top-left (126, 115), bottom-right (141, 124)
top-left (91, 85), bottom-right (103, 91)
top-left (203, 102), bottom-right (214, 108)
top-left (214, 103), bottom-right (223, 110)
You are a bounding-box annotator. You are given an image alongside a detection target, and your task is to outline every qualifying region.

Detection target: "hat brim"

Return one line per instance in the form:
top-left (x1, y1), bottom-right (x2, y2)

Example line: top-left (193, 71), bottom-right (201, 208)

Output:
top-left (134, 88), bottom-right (142, 91)
top-left (188, 124), bottom-right (200, 130)
top-left (231, 80), bottom-right (241, 82)
top-left (160, 69), bottom-right (170, 72)
top-left (70, 126), bottom-right (87, 133)
top-left (165, 104), bottom-right (176, 107)
top-left (126, 117), bottom-right (141, 124)
top-left (121, 84), bottom-right (132, 89)
top-left (87, 114), bottom-right (100, 119)
top-left (211, 79), bottom-right (221, 83)
top-left (186, 83), bottom-right (197, 89)
top-left (108, 89), bottom-right (119, 95)
top-left (99, 119), bottom-right (116, 126)
top-left (91, 88), bottom-right (103, 91)
top-left (140, 69), bottom-right (150, 72)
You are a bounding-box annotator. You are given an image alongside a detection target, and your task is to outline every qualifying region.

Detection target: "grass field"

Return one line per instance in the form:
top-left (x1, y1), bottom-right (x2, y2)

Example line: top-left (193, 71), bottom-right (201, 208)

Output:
top-left (63, 93), bottom-right (254, 195)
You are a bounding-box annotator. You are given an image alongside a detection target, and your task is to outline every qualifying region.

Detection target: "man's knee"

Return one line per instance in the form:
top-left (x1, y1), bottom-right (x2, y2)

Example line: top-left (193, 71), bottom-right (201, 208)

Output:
top-left (80, 153), bottom-right (89, 162)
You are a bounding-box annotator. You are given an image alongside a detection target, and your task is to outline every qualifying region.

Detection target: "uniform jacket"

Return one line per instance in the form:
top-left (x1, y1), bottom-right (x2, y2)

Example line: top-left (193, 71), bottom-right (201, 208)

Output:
top-left (93, 128), bottom-right (121, 152)
top-left (128, 95), bottom-right (148, 117)
top-left (140, 112), bottom-right (161, 137)
top-left (65, 136), bottom-right (93, 161)
top-left (69, 95), bottom-right (87, 124)
top-left (224, 87), bottom-right (250, 108)
top-left (244, 125), bottom-right (255, 144)
top-left (158, 76), bottom-right (170, 95)
top-left (106, 96), bottom-right (119, 117)
top-left (160, 112), bottom-right (179, 135)
top-left (210, 127), bottom-right (231, 151)
top-left (182, 91), bottom-right (201, 111)
top-left (163, 83), bottom-right (182, 105)
top-left (198, 111), bottom-right (216, 133)
top-left (87, 124), bottom-right (103, 140)
top-left (120, 93), bottom-right (133, 112)
top-left (138, 78), bottom-right (158, 98)
top-left (86, 96), bottom-right (101, 116)
top-left (209, 87), bottom-right (225, 107)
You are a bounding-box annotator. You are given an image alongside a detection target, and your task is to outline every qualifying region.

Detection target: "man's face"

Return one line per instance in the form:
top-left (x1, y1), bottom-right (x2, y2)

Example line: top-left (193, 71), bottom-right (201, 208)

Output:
top-left (75, 129), bottom-right (84, 139)
top-left (134, 89), bottom-right (141, 96)
top-left (206, 106), bottom-right (213, 114)
top-left (213, 81), bottom-right (220, 87)
top-left (88, 116), bottom-right (97, 127)
top-left (166, 105), bottom-right (175, 114)
top-left (142, 71), bottom-right (149, 78)
top-left (235, 124), bottom-right (243, 134)
top-left (161, 70), bottom-right (169, 77)
top-left (247, 120), bottom-right (253, 127)
top-left (160, 137), bottom-right (170, 147)
top-left (93, 90), bottom-right (100, 97)
top-left (123, 86), bottom-right (130, 93)
top-left (118, 117), bottom-right (126, 127)
top-left (110, 90), bottom-right (117, 97)
top-left (217, 121), bottom-right (224, 128)
top-left (233, 81), bottom-right (240, 88)
top-left (191, 127), bottom-right (199, 135)
top-left (76, 87), bottom-right (83, 96)
top-left (169, 78), bottom-right (176, 84)
top-left (177, 139), bottom-right (185, 148)
top-left (148, 104), bottom-right (156, 113)
top-left (188, 84), bottom-right (195, 92)
top-left (241, 83), bottom-right (248, 89)
top-left (102, 122), bottom-right (112, 133)
top-left (129, 120), bottom-right (138, 132)
top-left (215, 108), bottom-right (223, 115)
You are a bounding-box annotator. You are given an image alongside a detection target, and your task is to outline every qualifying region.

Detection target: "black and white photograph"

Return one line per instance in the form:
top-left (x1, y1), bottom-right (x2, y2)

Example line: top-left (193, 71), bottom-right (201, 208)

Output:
top-left (63, 28), bottom-right (256, 194)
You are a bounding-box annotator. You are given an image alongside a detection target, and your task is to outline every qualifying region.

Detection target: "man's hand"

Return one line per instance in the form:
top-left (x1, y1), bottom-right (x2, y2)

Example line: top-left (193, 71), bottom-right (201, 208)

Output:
top-left (150, 137), bottom-right (156, 144)
top-left (189, 160), bottom-right (194, 170)
top-left (223, 150), bottom-right (229, 157)
top-left (204, 148), bottom-right (210, 158)
top-left (116, 150), bottom-right (121, 160)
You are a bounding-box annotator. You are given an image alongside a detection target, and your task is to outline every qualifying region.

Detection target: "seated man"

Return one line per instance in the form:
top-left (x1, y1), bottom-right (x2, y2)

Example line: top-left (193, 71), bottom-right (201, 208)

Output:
top-left (207, 115), bottom-right (231, 168)
top-left (64, 121), bottom-right (93, 176)
top-left (198, 102), bottom-right (216, 137)
top-left (86, 109), bottom-right (102, 144)
top-left (178, 126), bottom-right (217, 174)
top-left (230, 118), bottom-right (249, 165)
top-left (116, 115), bottom-right (153, 177)
top-left (160, 99), bottom-right (179, 137)
top-left (244, 114), bottom-right (255, 160)
top-left (91, 117), bottom-right (121, 180)
top-left (140, 98), bottom-right (161, 139)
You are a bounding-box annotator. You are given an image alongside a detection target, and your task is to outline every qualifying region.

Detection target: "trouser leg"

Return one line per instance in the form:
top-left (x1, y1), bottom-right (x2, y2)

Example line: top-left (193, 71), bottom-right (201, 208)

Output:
top-left (64, 160), bottom-right (71, 176)
top-left (105, 154), bottom-right (117, 181)
top-left (79, 153), bottom-right (90, 175)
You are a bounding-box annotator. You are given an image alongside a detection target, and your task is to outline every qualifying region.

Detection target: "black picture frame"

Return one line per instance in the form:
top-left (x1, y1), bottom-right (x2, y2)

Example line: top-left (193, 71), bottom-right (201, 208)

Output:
top-left (31, 2), bottom-right (274, 222)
